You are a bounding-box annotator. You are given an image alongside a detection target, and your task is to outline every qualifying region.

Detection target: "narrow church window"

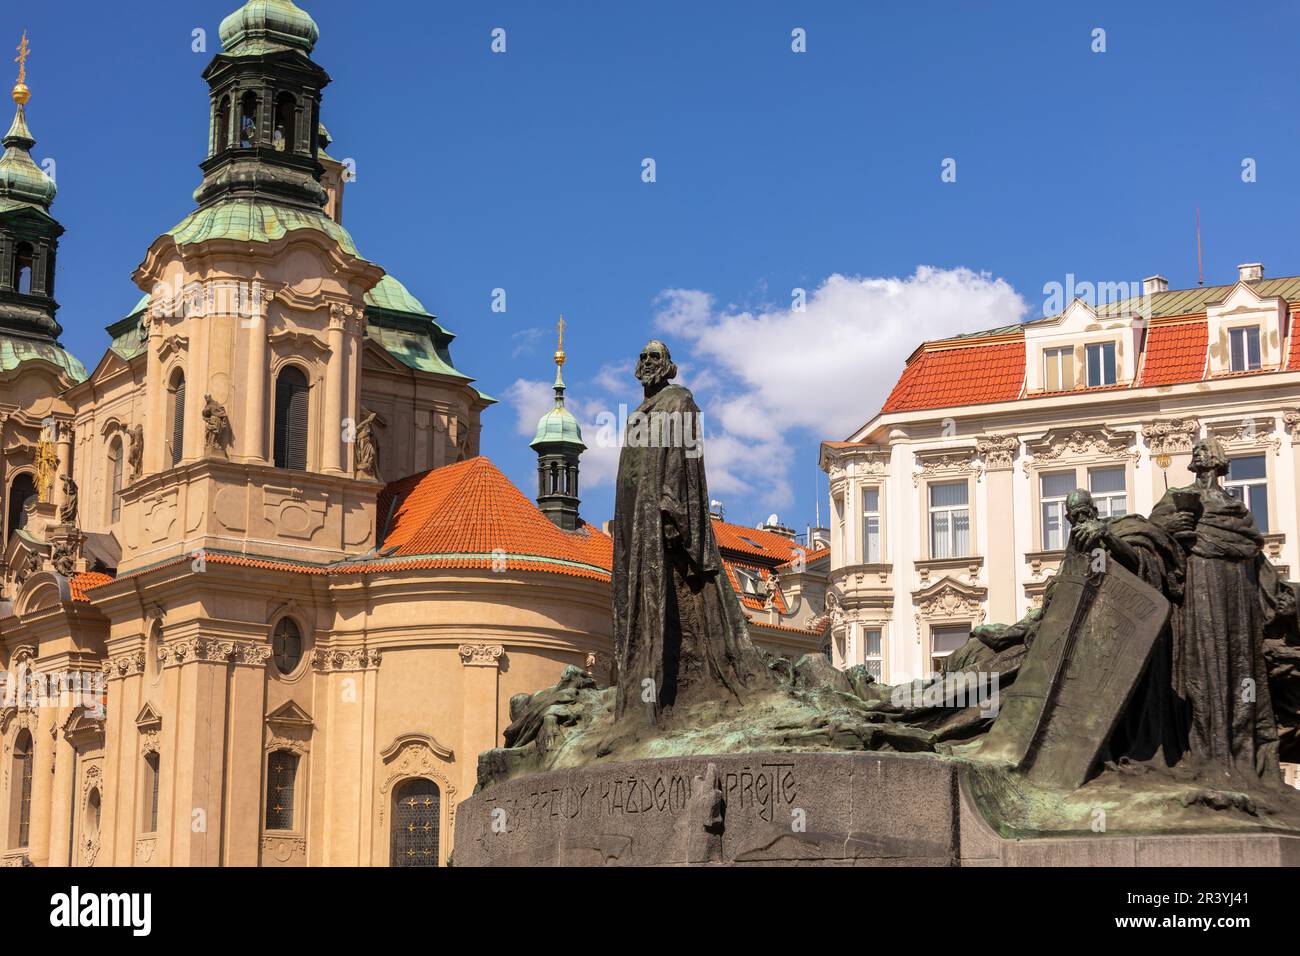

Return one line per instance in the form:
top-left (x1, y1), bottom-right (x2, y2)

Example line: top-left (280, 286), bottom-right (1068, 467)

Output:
top-left (265, 751), bottom-right (298, 830)
top-left (13, 730), bottom-right (32, 847)
top-left (239, 91), bottom-right (258, 148)
top-left (274, 92), bottom-right (296, 152)
top-left (108, 437), bottom-right (123, 523)
top-left (273, 367), bottom-right (309, 470)
top-left (13, 243), bottom-right (33, 295)
top-left (213, 94), bottom-right (231, 153)
top-left (85, 788), bottom-right (101, 843)
top-left (142, 753), bottom-right (160, 833)
top-left (272, 618), bottom-right (303, 675)
top-left (6, 472), bottom-right (36, 543)
top-left (169, 371), bottom-right (186, 466)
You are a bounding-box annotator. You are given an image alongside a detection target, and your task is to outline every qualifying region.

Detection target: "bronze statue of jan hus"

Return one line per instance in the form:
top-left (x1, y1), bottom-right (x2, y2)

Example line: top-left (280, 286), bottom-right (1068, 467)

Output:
top-left (611, 340), bottom-right (769, 724)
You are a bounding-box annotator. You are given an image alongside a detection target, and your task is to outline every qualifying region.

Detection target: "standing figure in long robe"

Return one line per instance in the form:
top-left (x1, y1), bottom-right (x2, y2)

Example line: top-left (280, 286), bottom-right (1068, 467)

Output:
top-left (1149, 437), bottom-right (1280, 782)
top-left (612, 340), bottom-right (770, 724)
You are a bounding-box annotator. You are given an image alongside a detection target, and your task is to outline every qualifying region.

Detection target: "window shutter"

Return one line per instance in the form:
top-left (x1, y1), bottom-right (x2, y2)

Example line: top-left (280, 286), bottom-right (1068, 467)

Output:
top-left (171, 378), bottom-right (186, 466)
top-left (274, 369), bottom-right (309, 471)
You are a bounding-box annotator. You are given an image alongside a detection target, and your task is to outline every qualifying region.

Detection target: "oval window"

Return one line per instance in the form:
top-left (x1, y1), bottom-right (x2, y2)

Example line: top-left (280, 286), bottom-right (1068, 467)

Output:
top-left (272, 618), bottom-right (303, 675)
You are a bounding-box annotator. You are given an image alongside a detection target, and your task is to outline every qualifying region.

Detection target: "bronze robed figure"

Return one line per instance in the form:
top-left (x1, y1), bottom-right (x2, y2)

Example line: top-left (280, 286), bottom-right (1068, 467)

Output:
top-left (611, 340), bottom-right (769, 724)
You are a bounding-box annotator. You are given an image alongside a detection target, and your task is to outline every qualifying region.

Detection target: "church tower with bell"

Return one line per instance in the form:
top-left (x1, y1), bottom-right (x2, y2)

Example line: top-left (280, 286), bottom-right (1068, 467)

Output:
top-left (531, 317), bottom-right (586, 531)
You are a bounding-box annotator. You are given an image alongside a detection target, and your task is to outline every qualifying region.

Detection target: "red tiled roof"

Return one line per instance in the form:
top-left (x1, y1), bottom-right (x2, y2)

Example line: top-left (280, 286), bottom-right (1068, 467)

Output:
top-left (1139, 321), bottom-right (1208, 386)
top-left (710, 516), bottom-right (810, 565)
top-left (724, 559), bottom-right (789, 613)
top-left (881, 340), bottom-right (1025, 413)
top-left (779, 546), bottom-right (829, 570)
top-left (377, 456), bottom-right (611, 576)
top-left (70, 571), bottom-right (113, 602)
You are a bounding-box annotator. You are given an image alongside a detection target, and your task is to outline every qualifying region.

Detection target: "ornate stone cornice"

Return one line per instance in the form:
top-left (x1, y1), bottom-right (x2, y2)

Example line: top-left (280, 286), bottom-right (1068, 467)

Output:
top-left (458, 643), bottom-right (504, 668)
top-left (912, 448), bottom-right (981, 486)
top-left (975, 434), bottom-right (1019, 471)
top-left (158, 639), bottom-right (272, 668)
top-left (1023, 425), bottom-right (1136, 473)
top-left (1141, 417), bottom-right (1200, 458)
top-left (1206, 416), bottom-right (1281, 455)
top-left (102, 650), bottom-right (146, 677)
top-left (311, 648), bottom-right (381, 672)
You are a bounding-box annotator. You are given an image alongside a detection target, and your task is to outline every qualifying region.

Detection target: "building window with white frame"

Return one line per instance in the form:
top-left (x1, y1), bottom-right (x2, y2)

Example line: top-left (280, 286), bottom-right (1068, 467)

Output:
top-left (1040, 471), bottom-right (1075, 550)
top-left (864, 628), bottom-right (883, 680)
top-left (930, 625), bottom-right (969, 673)
top-left (1088, 466), bottom-right (1127, 518)
top-left (1085, 342), bottom-right (1117, 387)
top-left (861, 487), bottom-right (881, 563)
top-left (1228, 326), bottom-right (1262, 372)
top-left (928, 481), bottom-right (970, 558)
top-left (1225, 454), bottom-right (1268, 532)
top-left (1043, 346), bottom-right (1074, 391)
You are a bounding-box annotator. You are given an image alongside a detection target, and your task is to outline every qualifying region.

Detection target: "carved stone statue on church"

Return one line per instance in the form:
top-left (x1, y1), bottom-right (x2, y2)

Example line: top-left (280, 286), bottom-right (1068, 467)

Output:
top-left (202, 395), bottom-right (229, 455)
top-left (58, 474), bottom-right (77, 526)
top-left (355, 409), bottom-right (382, 480)
top-left (127, 424), bottom-right (144, 480)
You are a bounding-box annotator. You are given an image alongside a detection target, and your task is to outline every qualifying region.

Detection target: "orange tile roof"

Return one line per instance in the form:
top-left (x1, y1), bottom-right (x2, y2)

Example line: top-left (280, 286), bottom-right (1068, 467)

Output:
top-left (710, 516), bottom-right (810, 565)
top-left (376, 456), bottom-right (612, 576)
top-left (723, 559), bottom-right (789, 613)
top-left (881, 340), bottom-right (1025, 413)
top-left (1139, 321), bottom-right (1208, 386)
top-left (69, 571), bottom-right (113, 602)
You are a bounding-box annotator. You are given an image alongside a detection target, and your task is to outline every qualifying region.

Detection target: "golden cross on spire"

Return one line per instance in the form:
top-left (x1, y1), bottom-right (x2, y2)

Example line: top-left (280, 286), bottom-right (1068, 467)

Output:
top-left (555, 315), bottom-right (566, 367)
top-left (12, 31), bottom-right (30, 105)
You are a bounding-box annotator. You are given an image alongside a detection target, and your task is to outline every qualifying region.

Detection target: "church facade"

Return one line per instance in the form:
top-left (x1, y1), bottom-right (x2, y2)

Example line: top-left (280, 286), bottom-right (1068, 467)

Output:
top-left (0, 1), bottom-right (829, 868)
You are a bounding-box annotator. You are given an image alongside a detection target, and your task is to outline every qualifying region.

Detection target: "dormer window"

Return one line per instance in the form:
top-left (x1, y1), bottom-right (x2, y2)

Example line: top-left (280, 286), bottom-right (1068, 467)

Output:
top-left (1085, 342), bottom-right (1116, 386)
top-left (1043, 347), bottom-right (1073, 391)
top-left (1228, 326), bottom-right (1261, 372)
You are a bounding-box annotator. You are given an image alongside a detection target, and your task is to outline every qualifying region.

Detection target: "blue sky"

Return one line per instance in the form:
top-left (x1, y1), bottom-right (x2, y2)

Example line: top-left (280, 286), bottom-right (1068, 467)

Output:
top-left (12, 0), bottom-right (1300, 533)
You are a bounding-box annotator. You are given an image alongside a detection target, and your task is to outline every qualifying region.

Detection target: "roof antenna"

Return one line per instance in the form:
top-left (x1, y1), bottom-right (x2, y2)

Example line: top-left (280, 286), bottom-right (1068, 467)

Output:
top-left (1196, 207), bottom-right (1204, 287)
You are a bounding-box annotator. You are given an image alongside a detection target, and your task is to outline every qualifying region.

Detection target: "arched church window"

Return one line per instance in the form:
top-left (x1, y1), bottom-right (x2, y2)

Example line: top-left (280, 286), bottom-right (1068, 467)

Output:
top-left (239, 91), bottom-right (259, 148)
top-left (108, 437), bottom-right (124, 523)
top-left (273, 92), bottom-right (296, 152)
top-left (265, 751), bottom-right (298, 830)
top-left (273, 367), bottom-right (309, 471)
top-left (272, 617), bottom-right (303, 675)
top-left (14, 242), bottom-right (33, 295)
top-left (168, 370), bottom-right (186, 466)
top-left (85, 788), bottom-right (101, 843)
top-left (390, 778), bottom-right (440, 867)
top-left (13, 730), bottom-right (32, 847)
top-left (213, 94), bottom-right (231, 153)
top-left (6, 472), bottom-right (36, 543)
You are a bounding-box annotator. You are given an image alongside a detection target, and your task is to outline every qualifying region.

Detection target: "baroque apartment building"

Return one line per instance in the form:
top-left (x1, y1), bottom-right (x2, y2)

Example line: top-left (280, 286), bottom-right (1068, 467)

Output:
top-left (821, 265), bottom-right (1300, 684)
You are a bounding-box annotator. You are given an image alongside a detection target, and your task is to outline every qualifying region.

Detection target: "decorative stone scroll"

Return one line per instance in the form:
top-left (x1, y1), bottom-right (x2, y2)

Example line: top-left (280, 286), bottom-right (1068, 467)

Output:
top-left (975, 434), bottom-right (1019, 471)
top-left (158, 638), bottom-right (272, 668)
top-left (1022, 425), bottom-right (1137, 474)
top-left (1206, 416), bottom-right (1282, 456)
top-left (459, 644), bottom-right (505, 667)
top-left (912, 447), bottom-right (981, 486)
top-left (311, 648), bottom-right (382, 672)
top-left (102, 650), bottom-right (146, 677)
top-left (1141, 418), bottom-right (1200, 458)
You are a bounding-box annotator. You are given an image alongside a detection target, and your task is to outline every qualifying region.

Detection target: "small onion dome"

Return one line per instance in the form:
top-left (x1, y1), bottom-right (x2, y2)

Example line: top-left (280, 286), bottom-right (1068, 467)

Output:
top-left (531, 366), bottom-right (586, 451)
top-left (219, 0), bottom-right (320, 56)
top-left (0, 105), bottom-right (56, 208)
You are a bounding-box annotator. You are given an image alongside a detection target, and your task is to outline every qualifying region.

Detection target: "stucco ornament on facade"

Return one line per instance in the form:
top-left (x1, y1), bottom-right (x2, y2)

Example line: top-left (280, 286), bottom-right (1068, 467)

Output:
top-left (912, 448), bottom-right (982, 486)
top-left (1022, 425), bottom-right (1138, 473)
top-left (458, 643), bottom-right (505, 667)
top-left (913, 580), bottom-right (988, 643)
top-left (1207, 416), bottom-right (1282, 455)
top-left (311, 647), bottom-right (382, 672)
top-left (1141, 417), bottom-right (1201, 458)
top-left (975, 434), bottom-right (1019, 470)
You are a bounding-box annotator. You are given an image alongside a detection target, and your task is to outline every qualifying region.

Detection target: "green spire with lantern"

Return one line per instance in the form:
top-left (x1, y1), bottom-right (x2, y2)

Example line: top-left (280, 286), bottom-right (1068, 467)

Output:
top-left (531, 317), bottom-right (586, 530)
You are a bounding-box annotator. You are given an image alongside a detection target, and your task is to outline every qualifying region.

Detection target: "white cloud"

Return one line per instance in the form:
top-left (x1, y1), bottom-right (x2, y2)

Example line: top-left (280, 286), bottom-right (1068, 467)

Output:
top-left (506, 267), bottom-right (1028, 526)
top-left (650, 266), bottom-right (1028, 515)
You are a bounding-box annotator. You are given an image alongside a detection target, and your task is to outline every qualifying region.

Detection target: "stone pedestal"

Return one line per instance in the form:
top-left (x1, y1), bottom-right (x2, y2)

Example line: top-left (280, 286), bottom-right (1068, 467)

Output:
top-left (453, 752), bottom-right (1300, 867)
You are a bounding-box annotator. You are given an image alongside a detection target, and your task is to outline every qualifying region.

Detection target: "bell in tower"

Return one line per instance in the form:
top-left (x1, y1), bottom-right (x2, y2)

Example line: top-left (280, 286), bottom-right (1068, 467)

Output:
top-left (195, 0), bottom-right (330, 211)
top-left (531, 317), bottom-right (586, 531)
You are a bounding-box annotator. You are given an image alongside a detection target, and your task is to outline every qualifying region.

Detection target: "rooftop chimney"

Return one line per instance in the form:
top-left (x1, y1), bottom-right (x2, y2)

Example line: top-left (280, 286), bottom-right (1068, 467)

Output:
top-left (1238, 262), bottom-right (1264, 283)
top-left (1142, 275), bottom-right (1168, 296)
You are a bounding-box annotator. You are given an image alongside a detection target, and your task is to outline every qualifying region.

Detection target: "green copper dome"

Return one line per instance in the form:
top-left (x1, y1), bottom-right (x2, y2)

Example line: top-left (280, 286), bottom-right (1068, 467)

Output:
top-left (531, 368), bottom-right (585, 450)
top-left (219, 0), bottom-right (320, 56)
top-left (0, 106), bottom-right (56, 209)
